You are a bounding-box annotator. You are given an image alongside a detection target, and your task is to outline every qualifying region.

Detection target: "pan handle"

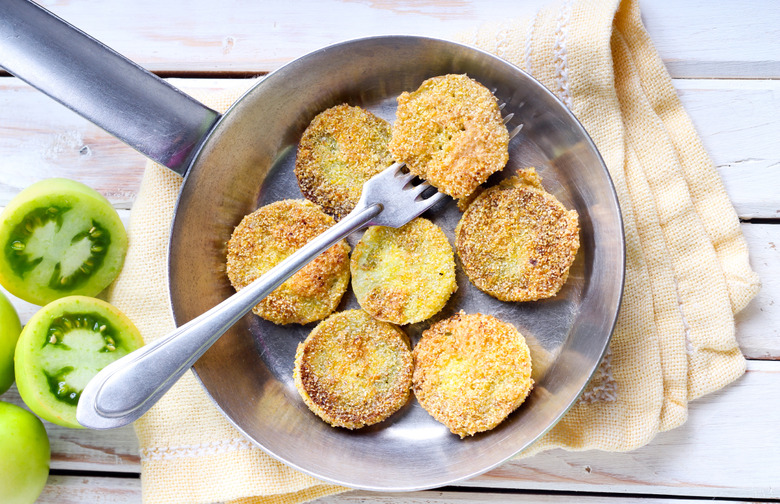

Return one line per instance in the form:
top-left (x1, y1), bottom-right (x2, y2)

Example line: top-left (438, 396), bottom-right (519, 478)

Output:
top-left (0, 0), bottom-right (220, 176)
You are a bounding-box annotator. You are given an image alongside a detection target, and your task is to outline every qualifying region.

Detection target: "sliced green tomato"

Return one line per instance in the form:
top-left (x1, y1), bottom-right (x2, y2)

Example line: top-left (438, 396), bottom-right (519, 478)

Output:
top-left (0, 290), bottom-right (22, 394)
top-left (14, 296), bottom-right (143, 428)
top-left (0, 178), bottom-right (128, 305)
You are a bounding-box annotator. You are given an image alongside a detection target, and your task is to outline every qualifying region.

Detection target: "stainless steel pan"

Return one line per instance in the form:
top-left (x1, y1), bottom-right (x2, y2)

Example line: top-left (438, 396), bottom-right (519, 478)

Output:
top-left (0, 0), bottom-right (624, 491)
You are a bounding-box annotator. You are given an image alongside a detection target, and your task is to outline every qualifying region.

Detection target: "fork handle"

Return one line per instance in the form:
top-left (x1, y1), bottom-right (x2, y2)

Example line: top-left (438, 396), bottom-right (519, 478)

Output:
top-left (76, 203), bottom-right (383, 429)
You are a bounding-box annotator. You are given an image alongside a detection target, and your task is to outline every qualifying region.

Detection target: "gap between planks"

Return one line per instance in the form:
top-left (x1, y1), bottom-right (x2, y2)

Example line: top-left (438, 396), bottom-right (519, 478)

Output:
top-left (36, 476), bottom-right (773, 504)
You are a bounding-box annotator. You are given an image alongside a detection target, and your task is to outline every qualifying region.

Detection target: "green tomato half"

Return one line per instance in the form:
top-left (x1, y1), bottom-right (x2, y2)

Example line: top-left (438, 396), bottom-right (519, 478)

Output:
top-left (0, 289), bottom-right (22, 394)
top-left (14, 296), bottom-right (144, 428)
top-left (0, 401), bottom-right (51, 504)
top-left (0, 178), bottom-right (128, 306)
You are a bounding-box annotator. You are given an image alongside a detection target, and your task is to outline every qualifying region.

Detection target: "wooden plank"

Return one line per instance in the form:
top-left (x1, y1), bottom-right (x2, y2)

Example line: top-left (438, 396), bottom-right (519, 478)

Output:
top-left (641, 0), bottom-right (780, 79)
top-left (2, 387), bottom-right (140, 472)
top-left (25, 0), bottom-right (780, 79)
top-left (0, 81), bottom-right (145, 209)
top-left (468, 361), bottom-right (780, 500)
top-left (0, 216), bottom-right (775, 362)
top-left (1, 220), bottom-right (774, 360)
top-left (0, 78), bottom-right (254, 208)
top-left (0, 77), bottom-right (777, 218)
top-left (736, 224), bottom-right (780, 359)
top-left (0, 76), bottom-right (775, 347)
top-left (0, 76), bottom-right (775, 358)
top-left (38, 475), bottom-right (140, 504)
top-left (674, 79), bottom-right (780, 220)
top-left (5, 361), bottom-right (780, 498)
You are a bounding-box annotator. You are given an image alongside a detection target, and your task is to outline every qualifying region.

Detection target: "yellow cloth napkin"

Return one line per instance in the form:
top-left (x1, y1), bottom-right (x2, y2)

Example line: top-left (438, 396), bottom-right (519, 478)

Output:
top-left (107, 0), bottom-right (760, 502)
top-left (463, 0), bottom-right (760, 453)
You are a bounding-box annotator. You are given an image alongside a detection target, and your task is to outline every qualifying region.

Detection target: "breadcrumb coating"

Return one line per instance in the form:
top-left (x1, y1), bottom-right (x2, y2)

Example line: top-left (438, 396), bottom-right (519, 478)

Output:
top-left (389, 74), bottom-right (509, 200)
top-left (294, 309), bottom-right (413, 429)
top-left (226, 200), bottom-right (350, 325)
top-left (295, 104), bottom-right (394, 219)
top-left (412, 311), bottom-right (534, 438)
top-left (455, 168), bottom-right (580, 302)
top-left (351, 218), bottom-right (457, 325)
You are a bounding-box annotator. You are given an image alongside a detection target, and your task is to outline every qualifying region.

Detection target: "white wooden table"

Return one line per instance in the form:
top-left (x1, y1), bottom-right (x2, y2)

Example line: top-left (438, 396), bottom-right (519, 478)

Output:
top-left (1, 1), bottom-right (778, 502)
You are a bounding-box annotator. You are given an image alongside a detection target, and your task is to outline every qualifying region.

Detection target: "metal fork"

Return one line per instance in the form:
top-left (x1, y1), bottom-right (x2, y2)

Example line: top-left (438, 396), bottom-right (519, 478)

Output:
top-left (77, 115), bottom-right (522, 430)
top-left (76, 163), bottom-right (444, 429)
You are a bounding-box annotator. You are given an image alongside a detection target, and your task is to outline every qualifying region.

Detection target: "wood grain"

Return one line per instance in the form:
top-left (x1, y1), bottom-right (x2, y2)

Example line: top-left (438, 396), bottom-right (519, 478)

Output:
top-left (1, 76), bottom-right (776, 356)
top-left (675, 79), bottom-right (780, 219)
top-left (318, 493), bottom-right (757, 504)
top-left (0, 77), bottom-right (777, 217)
top-left (737, 224), bottom-right (780, 359)
top-left (38, 475), bottom-right (140, 504)
top-left (2, 388), bottom-right (140, 472)
top-left (1, 219), bottom-right (774, 358)
top-left (5, 361), bottom-right (780, 498)
top-left (0, 80), bottom-right (145, 208)
top-left (467, 362), bottom-right (780, 500)
top-left (26, 0), bottom-right (780, 78)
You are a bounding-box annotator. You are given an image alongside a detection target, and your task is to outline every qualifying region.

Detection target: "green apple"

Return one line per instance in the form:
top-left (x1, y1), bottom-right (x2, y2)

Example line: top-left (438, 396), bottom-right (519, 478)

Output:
top-left (0, 401), bottom-right (51, 504)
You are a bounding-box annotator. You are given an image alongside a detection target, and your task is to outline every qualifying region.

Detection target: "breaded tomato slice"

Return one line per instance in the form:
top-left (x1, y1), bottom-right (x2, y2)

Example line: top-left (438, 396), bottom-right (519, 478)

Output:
top-left (389, 74), bottom-right (509, 200)
top-left (351, 218), bottom-right (456, 325)
top-left (294, 309), bottom-right (413, 429)
top-left (295, 104), bottom-right (393, 220)
top-left (226, 200), bottom-right (350, 325)
top-left (413, 312), bottom-right (533, 438)
top-left (455, 168), bottom-right (580, 302)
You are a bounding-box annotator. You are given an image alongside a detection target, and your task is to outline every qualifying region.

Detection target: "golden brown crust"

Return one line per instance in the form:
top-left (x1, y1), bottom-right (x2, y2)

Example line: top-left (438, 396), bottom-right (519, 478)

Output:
top-left (455, 168), bottom-right (580, 302)
top-left (294, 104), bottom-right (394, 219)
top-left (350, 218), bottom-right (457, 325)
top-left (412, 311), bottom-right (534, 438)
top-left (226, 199), bottom-right (350, 325)
top-left (388, 74), bottom-right (509, 200)
top-left (293, 309), bottom-right (413, 429)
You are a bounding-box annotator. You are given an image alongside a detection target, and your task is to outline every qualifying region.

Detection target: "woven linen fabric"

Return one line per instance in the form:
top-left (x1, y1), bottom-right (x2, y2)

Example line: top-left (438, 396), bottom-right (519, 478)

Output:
top-left (460, 0), bottom-right (758, 453)
top-left (107, 0), bottom-right (760, 502)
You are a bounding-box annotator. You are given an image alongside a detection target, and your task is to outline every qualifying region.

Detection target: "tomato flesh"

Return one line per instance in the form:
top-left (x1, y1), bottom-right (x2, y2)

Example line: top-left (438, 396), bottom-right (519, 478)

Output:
top-left (14, 296), bottom-right (144, 428)
top-left (0, 178), bottom-right (127, 305)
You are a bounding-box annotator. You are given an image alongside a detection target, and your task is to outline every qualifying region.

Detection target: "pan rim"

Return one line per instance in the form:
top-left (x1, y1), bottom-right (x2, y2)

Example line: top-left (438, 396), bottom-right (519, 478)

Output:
top-left (168, 34), bottom-right (625, 491)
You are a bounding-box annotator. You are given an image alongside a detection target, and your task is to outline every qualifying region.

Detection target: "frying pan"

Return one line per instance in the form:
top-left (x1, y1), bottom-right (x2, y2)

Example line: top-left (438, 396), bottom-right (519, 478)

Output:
top-left (0, 0), bottom-right (624, 491)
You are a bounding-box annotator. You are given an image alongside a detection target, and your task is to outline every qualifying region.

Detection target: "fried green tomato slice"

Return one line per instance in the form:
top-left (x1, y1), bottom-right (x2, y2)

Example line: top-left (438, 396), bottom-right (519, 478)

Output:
top-left (388, 74), bottom-right (509, 200)
top-left (0, 178), bottom-right (128, 306)
top-left (226, 200), bottom-right (351, 325)
top-left (351, 217), bottom-right (456, 325)
top-left (294, 309), bottom-right (412, 429)
top-left (455, 168), bottom-right (580, 302)
top-left (294, 104), bottom-right (394, 220)
top-left (14, 296), bottom-right (144, 429)
top-left (412, 311), bottom-right (534, 438)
